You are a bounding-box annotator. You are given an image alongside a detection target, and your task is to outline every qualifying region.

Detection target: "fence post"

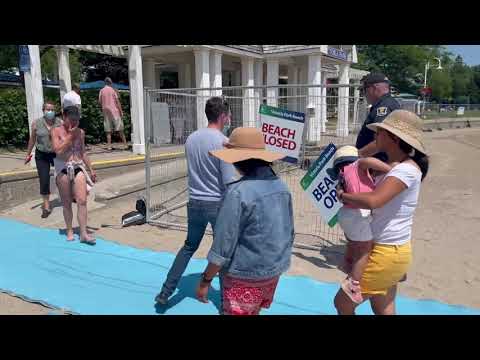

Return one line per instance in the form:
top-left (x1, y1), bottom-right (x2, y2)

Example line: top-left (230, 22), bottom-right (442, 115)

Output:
top-left (144, 89), bottom-right (152, 223)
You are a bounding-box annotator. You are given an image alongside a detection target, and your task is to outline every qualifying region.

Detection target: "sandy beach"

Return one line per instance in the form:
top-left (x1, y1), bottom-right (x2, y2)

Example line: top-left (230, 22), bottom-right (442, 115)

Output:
top-left (1, 127), bottom-right (479, 314)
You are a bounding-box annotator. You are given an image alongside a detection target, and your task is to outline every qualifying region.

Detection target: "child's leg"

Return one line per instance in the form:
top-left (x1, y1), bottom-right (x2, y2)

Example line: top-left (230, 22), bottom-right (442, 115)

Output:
top-left (349, 240), bottom-right (373, 281)
top-left (338, 237), bottom-right (354, 274)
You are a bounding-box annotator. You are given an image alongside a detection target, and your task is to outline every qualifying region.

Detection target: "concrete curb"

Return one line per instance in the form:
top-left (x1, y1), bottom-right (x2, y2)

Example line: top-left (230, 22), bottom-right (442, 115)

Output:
top-left (0, 151), bottom-right (185, 184)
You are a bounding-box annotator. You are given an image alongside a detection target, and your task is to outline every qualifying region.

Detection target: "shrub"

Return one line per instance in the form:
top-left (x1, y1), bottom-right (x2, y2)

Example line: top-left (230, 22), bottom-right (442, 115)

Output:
top-left (0, 87), bottom-right (132, 147)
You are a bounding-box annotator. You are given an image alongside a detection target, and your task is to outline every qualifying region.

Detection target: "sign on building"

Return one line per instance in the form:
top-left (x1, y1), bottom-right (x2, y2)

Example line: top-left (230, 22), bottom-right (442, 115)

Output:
top-left (259, 104), bottom-right (305, 164)
top-left (18, 45), bottom-right (30, 72)
top-left (300, 143), bottom-right (342, 227)
top-left (327, 47), bottom-right (348, 61)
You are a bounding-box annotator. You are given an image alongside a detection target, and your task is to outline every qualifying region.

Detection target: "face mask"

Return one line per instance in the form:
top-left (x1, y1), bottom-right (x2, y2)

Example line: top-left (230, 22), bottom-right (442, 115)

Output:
top-left (45, 111), bottom-right (55, 120)
top-left (222, 122), bottom-right (231, 136)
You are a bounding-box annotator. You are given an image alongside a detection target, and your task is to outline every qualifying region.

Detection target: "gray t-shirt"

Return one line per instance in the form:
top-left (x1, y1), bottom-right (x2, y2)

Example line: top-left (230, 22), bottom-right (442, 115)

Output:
top-left (186, 127), bottom-right (236, 201)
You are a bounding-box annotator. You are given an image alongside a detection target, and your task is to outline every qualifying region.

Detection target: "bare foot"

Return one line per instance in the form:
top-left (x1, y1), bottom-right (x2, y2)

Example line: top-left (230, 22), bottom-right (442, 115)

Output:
top-left (80, 233), bottom-right (96, 245)
top-left (66, 229), bottom-right (75, 241)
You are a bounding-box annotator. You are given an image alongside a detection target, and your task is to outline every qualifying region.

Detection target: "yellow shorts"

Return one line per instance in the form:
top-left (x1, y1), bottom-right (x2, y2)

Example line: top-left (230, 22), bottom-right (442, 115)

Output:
top-left (360, 242), bottom-right (412, 296)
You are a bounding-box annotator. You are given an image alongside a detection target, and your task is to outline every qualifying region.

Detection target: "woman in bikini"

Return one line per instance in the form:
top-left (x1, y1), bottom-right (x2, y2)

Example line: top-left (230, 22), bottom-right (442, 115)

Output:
top-left (51, 106), bottom-right (97, 244)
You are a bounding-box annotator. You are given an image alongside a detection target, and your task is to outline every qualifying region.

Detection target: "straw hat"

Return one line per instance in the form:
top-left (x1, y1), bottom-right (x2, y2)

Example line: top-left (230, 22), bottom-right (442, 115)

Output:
top-left (333, 145), bottom-right (359, 167)
top-left (367, 110), bottom-right (427, 155)
top-left (326, 146), bottom-right (359, 180)
top-left (210, 127), bottom-right (285, 164)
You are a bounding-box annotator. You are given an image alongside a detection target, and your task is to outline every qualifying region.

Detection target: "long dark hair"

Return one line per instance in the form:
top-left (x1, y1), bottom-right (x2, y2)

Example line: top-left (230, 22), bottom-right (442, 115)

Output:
top-left (398, 139), bottom-right (429, 181)
top-left (234, 159), bottom-right (272, 176)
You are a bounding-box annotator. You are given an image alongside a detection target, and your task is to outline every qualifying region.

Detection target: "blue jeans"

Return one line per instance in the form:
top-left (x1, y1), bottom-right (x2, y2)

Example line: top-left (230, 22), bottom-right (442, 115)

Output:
top-left (160, 199), bottom-right (220, 298)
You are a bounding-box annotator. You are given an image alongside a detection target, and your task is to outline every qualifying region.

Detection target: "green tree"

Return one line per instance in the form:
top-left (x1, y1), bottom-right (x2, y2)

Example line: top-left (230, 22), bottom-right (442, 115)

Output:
top-left (450, 55), bottom-right (472, 103)
top-left (40, 47), bottom-right (82, 83)
top-left (0, 45), bottom-right (18, 72)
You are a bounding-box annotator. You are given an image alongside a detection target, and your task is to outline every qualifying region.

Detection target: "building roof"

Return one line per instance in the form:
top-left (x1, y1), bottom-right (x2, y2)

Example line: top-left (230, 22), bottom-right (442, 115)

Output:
top-left (224, 45), bottom-right (325, 54)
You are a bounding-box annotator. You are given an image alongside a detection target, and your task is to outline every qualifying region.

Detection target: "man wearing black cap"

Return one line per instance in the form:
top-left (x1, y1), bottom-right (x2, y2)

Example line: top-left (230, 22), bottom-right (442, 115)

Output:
top-left (355, 73), bottom-right (400, 160)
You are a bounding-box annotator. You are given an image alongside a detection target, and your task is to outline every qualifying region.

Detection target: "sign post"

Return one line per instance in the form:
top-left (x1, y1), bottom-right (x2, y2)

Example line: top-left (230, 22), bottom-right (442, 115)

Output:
top-left (300, 143), bottom-right (343, 227)
top-left (259, 104), bottom-right (305, 164)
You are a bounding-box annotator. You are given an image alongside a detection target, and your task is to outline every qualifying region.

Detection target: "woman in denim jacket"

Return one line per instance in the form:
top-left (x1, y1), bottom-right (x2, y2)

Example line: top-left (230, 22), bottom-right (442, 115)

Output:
top-left (195, 127), bottom-right (295, 315)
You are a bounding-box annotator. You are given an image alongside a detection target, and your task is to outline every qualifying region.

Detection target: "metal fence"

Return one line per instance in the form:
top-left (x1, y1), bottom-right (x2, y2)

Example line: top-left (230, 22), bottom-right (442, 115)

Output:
top-left (144, 84), bottom-right (367, 250)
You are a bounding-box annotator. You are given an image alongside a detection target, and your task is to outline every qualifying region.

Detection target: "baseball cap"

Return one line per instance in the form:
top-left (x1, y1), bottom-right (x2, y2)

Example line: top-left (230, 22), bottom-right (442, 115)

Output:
top-left (360, 73), bottom-right (391, 89)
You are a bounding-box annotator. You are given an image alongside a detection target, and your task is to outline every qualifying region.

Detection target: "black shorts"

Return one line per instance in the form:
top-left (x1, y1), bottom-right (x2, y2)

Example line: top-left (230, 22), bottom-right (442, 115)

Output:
top-left (60, 168), bottom-right (83, 177)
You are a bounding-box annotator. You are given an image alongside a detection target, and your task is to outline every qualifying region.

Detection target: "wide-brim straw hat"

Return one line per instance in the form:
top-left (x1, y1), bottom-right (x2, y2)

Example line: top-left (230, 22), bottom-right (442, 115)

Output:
top-left (210, 127), bottom-right (285, 164)
top-left (367, 109), bottom-right (428, 155)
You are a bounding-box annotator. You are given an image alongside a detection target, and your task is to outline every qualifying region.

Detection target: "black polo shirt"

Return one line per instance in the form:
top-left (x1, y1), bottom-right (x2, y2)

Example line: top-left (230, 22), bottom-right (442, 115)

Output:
top-left (355, 93), bottom-right (400, 160)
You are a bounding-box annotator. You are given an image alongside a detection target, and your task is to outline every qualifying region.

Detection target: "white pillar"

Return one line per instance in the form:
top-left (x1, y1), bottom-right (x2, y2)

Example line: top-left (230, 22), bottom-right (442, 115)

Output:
top-left (143, 59), bottom-right (155, 88)
top-left (336, 64), bottom-right (350, 137)
top-left (194, 48), bottom-right (210, 129)
top-left (266, 59), bottom-right (279, 107)
top-left (128, 45), bottom-right (145, 155)
top-left (24, 45), bottom-right (44, 132)
top-left (56, 46), bottom-right (71, 104)
top-left (307, 54), bottom-right (322, 143)
top-left (241, 57), bottom-right (255, 127)
top-left (288, 64), bottom-right (299, 112)
top-left (254, 60), bottom-right (264, 126)
top-left (321, 72), bottom-right (328, 131)
top-left (353, 83), bottom-right (360, 131)
top-left (210, 51), bottom-right (222, 96)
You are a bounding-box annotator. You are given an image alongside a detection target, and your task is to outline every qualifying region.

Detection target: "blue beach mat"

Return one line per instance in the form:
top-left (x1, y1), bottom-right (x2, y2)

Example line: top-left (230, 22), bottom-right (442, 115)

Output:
top-left (0, 218), bottom-right (478, 315)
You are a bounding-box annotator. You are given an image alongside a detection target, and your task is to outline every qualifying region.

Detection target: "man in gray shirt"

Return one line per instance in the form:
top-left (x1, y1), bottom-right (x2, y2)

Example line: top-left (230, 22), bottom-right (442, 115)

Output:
top-left (155, 97), bottom-right (235, 305)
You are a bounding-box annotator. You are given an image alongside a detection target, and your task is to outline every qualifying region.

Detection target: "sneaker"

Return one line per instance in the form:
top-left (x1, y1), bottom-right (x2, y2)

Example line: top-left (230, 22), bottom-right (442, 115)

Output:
top-left (155, 293), bottom-right (168, 305)
top-left (341, 277), bottom-right (364, 304)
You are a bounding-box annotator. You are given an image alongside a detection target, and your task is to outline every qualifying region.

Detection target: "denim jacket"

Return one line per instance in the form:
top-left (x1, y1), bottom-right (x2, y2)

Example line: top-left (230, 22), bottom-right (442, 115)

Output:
top-left (207, 165), bottom-right (295, 280)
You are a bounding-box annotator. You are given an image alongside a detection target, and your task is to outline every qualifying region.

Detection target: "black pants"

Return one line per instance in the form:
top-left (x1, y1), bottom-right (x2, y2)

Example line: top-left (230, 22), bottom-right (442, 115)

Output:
top-left (35, 150), bottom-right (56, 196)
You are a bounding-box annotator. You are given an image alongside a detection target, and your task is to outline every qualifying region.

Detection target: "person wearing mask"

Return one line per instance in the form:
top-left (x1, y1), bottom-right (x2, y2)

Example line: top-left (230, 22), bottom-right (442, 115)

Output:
top-left (25, 101), bottom-right (63, 218)
top-left (155, 97), bottom-right (236, 305)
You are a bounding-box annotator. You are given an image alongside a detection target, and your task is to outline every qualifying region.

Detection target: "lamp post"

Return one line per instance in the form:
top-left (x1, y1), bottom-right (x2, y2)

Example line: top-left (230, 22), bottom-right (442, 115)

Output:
top-left (422, 57), bottom-right (443, 117)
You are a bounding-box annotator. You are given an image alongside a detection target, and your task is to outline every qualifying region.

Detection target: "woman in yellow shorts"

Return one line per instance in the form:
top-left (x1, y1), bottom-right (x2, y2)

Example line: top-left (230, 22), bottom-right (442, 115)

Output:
top-left (335, 110), bottom-right (429, 315)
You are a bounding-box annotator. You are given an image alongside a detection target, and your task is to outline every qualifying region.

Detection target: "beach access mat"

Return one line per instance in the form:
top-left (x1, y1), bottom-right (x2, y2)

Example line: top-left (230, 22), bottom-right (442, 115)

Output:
top-left (1, 218), bottom-right (479, 315)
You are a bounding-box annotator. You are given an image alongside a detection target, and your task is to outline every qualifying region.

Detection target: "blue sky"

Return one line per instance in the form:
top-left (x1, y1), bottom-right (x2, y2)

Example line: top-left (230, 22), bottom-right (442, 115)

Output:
top-left (446, 45), bottom-right (480, 66)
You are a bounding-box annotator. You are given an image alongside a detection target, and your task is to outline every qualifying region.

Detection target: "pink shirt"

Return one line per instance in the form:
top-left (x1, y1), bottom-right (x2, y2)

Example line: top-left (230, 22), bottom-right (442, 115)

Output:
top-left (99, 86), bottom-right (121, 118)
top-left (341, 160), bottom-right (375, 209)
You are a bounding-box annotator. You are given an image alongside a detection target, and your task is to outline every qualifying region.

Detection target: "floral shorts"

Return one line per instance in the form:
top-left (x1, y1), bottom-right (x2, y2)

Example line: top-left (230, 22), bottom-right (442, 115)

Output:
top-left (221, 275), bottom-right (280, 315)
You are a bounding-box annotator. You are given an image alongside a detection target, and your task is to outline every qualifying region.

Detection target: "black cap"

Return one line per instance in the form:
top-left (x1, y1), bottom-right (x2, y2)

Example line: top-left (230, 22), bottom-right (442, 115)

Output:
top-left (360, 73), bottom-right (390, 88)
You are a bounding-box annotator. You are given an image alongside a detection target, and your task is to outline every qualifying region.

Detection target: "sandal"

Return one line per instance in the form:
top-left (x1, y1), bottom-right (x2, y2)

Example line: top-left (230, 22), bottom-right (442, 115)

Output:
top-left (341, 276), bottom-right (364, 304)
top-left (41, 208), bottom-right (52, 218)
top-left (80, 237), bottom-right (96, 245)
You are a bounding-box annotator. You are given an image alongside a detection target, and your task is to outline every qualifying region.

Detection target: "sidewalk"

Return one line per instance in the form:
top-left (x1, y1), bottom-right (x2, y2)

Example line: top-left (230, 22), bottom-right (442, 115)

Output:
top-left (0, 143), bottom-right (184, 175)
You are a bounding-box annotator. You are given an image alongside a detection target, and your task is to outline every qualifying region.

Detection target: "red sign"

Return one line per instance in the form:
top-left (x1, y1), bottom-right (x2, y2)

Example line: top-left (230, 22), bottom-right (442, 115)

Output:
top-left (420, 87), bottom-right (432, 97)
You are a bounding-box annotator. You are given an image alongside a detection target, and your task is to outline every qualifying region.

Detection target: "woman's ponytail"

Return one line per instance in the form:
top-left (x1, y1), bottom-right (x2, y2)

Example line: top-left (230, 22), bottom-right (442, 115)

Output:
top-left (399, 140), bottom-right (429, 181)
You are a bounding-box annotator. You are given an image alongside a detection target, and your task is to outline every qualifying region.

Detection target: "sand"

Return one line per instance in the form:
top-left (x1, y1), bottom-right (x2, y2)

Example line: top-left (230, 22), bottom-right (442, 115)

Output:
top-left (1, 127), bottom-right (479, 314)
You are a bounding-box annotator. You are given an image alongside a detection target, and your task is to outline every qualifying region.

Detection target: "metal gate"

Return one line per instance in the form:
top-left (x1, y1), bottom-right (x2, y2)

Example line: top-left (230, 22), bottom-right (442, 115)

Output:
top-left (144, 84), bottom-right (367, 250)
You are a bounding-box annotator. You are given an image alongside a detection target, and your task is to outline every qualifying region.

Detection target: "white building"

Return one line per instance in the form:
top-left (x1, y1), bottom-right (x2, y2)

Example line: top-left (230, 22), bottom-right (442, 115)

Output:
top-left (23, 45), bottom-right (368, 154)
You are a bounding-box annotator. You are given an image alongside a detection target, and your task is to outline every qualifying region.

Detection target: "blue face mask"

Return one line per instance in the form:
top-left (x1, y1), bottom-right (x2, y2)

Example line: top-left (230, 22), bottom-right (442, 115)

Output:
top-left (222, 122), bottom-right (231, 136)
top-left (45, 111), bottom-right (55, 120)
